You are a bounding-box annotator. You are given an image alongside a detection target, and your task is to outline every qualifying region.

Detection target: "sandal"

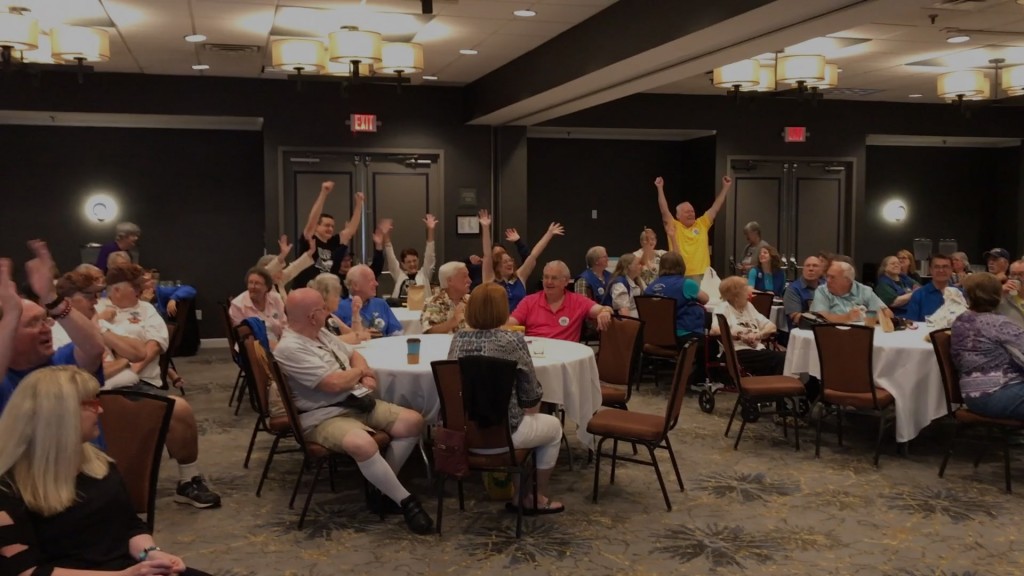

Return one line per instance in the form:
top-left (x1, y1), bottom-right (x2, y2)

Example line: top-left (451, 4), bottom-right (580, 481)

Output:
top-left (172, 377), bottom-right (186, 390)
top-left (504, 500), bottom-right (566, 516)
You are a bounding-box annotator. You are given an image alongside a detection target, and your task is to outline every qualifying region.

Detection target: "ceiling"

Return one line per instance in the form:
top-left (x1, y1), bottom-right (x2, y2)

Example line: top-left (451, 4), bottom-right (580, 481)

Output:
top-left (649, 0), bottom-right (1024, 103)
top-left (2, 0), bottom-right (616, 84)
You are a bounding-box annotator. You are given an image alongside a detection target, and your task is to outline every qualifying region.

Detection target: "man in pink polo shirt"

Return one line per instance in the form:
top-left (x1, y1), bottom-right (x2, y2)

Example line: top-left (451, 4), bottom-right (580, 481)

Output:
top-left (508, 260), bottom-right (612, 341)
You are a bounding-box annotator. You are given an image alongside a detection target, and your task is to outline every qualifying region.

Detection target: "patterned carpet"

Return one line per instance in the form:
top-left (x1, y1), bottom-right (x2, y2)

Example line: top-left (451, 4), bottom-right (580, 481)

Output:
top-left (150, 349), bottom-right (1024, 576)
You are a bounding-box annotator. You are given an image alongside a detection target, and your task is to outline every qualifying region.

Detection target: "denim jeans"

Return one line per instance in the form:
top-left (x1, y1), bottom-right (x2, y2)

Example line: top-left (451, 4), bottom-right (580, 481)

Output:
top-left (966, 381), bottom-right (1024, 420)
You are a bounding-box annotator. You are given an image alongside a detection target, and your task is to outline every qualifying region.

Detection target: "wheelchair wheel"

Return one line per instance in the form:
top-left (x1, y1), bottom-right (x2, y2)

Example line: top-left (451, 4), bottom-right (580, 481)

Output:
top-left (698, 390), bottom-right (715, 413)
top-left (741, 401), bottom-right (761, 423)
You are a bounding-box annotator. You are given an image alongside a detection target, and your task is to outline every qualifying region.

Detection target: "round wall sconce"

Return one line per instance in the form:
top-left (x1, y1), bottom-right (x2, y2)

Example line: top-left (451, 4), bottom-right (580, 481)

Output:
top-left (882, 199), bottom-right (907, 223)
top-left (84, 194), bottom-right (118, 223)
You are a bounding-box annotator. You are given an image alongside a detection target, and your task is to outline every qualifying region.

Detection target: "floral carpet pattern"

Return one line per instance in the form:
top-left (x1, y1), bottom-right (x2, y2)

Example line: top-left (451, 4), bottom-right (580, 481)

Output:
top-left (152, 350), bottom-right (1024, 575)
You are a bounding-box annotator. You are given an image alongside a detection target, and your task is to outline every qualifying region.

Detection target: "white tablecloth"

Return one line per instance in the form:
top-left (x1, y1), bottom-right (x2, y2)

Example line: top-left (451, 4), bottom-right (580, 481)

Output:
top-left (356, 333), bottom-right (602, 447)
top-left (390, 307), bottom-right (423, 335)
top-left (782, 328), bottom-right (947, 442)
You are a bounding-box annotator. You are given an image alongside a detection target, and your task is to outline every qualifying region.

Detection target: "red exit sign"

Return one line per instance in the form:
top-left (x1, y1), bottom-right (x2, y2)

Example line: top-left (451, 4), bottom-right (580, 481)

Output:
top-left (783, 126), bottom-right (807, 142)
top-left (350, 114), bottom-right (378, 133)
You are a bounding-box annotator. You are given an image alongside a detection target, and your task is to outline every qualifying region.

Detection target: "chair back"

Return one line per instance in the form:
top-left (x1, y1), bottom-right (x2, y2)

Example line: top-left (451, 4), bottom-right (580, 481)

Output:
top-left (929, 328), bottom-right (963, 414)
top-left (715, 313), bottom-right (746, 389)
top-left (270, 360), bottom-right (314, 453)
top-left (432, 356), bottom-right (518, 465)
top-left (597, 315), bottom-right (644, 391)
top-left (812, 323), bottom-right (881, 406)
top-left (635, 295), bottom-right (678, 349)
top-left (220, 300), bottom-right (241, 365)
top-left (431, 360), bottom-right (466, 431)
top-left (98, 390), bottom-right (174, 531)
top-left (664, 340), bottom-right (699, 433)
top-left (239, 327), bottom-right (275, 418)
top-left (749, 291), bottom-right (774, 319)
top-left (159, 298), bottom-right (192, 386)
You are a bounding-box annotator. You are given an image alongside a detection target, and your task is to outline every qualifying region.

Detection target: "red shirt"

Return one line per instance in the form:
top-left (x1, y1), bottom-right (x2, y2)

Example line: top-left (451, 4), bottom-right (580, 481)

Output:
top-left (510, 290), bottom-right (594, 341)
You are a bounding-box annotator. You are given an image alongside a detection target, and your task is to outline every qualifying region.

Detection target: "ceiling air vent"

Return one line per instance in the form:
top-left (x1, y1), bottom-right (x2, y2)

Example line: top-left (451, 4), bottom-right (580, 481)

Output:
top-left (929, 0), bottom-right (994, 10)
top-left (203, 44), bottom-right (261, 55)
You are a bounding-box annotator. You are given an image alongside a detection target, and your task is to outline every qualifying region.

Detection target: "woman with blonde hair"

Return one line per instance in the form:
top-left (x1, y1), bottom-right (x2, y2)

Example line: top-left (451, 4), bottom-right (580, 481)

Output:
top-left (951, 251), bottom-right (973, 287)
top-left (306, 273), bottom-right (369, 345)
top-left (447, 283), bottom-right (564, 514)
top-left (874, 255), bottom-right (919, 317)
top-left (633, 227), bottom-right (667, 285)
top-left (604, 253), bottom-right (646, 317)
top-left (897, 249), bottom-right (922, 284)
top-left (0, 366), bottom-right (209, 575)
top-left (711, 276), bottom-right (786, 376)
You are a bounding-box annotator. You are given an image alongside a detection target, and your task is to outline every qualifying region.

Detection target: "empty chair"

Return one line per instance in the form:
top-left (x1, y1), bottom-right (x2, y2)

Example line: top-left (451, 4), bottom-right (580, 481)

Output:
top-left (219, 300), bottom-right (246, 409)
top-left (597, 315), bottom-right (644, 409)
top-left (634, 295), bottom-right (679, 386)
top-left (159, 297), bottom-right (192, 395)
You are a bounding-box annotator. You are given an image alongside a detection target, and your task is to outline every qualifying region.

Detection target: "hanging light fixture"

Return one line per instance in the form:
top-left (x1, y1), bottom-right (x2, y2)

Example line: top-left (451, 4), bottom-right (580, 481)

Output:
top-left (936, 70), bottom-right (987, 101)
top-left (806, 63), bottom-right (839, 91)
top-left (379, 42), bottom-right (423, 76)
top-left (0, 9), bottom-right (39, 52)
top-left (777, 54), bottom-right (826, 88)
top-left (712, 59), bottom-right (760, 92)
top-left (741, 65), bottom-right (776, 92)
top-left (1001, 65), bottom-right (1024, 93)
top-left (51, 25), bottom-right (110, 63)
top-left (325, 60), bottom-right (373, 77)
top-left (271, 39), bottom-right (325, 73)
top-left (16, 32), bottom-right (53, 63)
top-left (329, 27), bottom-right (381, 78)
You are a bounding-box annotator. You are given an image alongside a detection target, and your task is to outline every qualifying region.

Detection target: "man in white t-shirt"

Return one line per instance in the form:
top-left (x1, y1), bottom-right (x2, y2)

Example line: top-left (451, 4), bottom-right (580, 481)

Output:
top-left (274, 288), bottom-right (433, 534)
top-left (102, 263), bottom-right (221, 510)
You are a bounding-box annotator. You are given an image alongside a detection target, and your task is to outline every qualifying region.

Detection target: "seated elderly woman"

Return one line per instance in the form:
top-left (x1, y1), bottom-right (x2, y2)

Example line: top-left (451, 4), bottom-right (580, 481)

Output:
top-left (229, 267), bottom-right (287, 346)
top-left (421, 261), bottom-right (472, 334)
top-left (603, 253), bottom-right (646, 318)
top-left (951, 273), bottom-right (1024, 419)
top-left (874, 255), bottom-right (919, 317)
top-left (449, 283), bottom-right (564, 514)
top-left (255, 234), bottom-right (315, 297)
top-left (507, 261), bottom-right (612, 341)
top-left (951, 251), bottom-right (973, 288)
top-left (0, 366), bottom-right (210, 576)
top-left (711, 276), bottom-right (786, 376)
top-left (576, 246), bottom-right (611, 303)
top-left (307, 273), bottom-right (369, 345)
top-left (746, 244), bottom-right (786, 297)
top-left (897, 249), bottom-right (923, 284)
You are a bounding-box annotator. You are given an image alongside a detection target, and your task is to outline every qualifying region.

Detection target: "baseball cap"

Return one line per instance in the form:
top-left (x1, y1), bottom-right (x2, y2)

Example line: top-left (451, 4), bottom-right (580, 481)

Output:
top-left (983, 248), bottom-right (1011, 261)
top-left (56, 271), bottom-right (104, 299)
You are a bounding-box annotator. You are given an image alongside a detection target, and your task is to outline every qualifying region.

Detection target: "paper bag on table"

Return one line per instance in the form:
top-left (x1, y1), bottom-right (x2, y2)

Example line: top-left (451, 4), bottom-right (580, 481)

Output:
top-left (406, 285), bottom-right (426, 311)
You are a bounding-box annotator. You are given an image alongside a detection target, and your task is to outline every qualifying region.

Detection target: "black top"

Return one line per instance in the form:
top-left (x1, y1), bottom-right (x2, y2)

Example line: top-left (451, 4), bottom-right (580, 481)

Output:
top-left (293, 234), bottom-right (342, 289)
top-left (0, 465), bottom-right (148, 574)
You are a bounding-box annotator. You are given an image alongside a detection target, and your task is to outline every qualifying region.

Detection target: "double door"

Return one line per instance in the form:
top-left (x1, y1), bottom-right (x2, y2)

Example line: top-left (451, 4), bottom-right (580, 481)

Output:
top-left (282, 151), bottom-right (442, 296)
top-left (728, 158), bottom-right (850, 274)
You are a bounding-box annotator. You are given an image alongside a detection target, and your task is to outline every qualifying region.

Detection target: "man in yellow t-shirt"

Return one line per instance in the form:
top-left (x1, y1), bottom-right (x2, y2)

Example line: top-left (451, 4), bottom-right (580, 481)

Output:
top-left (656, 175), bottom-right (733, 281)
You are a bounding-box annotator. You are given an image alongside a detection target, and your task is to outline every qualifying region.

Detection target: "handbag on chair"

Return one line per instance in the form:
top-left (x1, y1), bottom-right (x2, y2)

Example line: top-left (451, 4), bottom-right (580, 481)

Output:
top-left (432, 425), bottom-right (469, 479)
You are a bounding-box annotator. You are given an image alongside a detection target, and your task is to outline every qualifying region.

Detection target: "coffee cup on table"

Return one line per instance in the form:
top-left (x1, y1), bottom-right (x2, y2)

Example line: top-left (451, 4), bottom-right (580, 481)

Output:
top-left (407, 337), bottom-right (421, 364)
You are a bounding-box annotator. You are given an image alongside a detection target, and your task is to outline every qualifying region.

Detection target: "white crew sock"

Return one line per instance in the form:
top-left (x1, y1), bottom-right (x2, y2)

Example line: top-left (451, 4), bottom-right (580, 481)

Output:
top-left (357, 453), bottom-right (411, 504)
top-left (384, 436), bottom-right (419, 474)
top-left (178, 462), bottom-right (200, 484)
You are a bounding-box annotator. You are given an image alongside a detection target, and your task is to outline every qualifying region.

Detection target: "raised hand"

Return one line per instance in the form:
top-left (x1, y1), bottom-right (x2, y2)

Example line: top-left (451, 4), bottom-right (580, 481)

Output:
top-left (546, 222), bottom-right (565, 236)
top-left (468, 255), bottom-right (482, 265)
top-left (0, 258), bottom-right (23, 318)
top-left (423, 214), bottom-right (438, 230)
top-left (371, 227), bottom-right (384, 247)
top-left (321, 181), bottom-right (335, 194)
top-left (722, 175), bottom-right (733, 187)
top-left (304, 232), bottom-right (316, 256)
top-left (25, 240), bottom-right (57, 305)
top-left (477, 209), bottom-right (491, 227)
top-left (378, 218), bottom-right (394, 236)
top-left (504, 228), bottom-right (520, 242)
top-left (278, 234), bottom-right (292, 256)
top-left (654, 176), bottom-right (664, 189)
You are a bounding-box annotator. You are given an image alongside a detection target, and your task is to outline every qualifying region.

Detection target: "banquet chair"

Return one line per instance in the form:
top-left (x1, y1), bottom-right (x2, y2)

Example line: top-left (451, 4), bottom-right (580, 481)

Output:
top-left (588, 341), bottom-right (696, 511)
top-left (236, 326), bottom-right (298, 496)
top-left (431, 357), bottom-right (536, 539)
top-left (812, 324), bottom-right (895, 466)
top-left (931, 329), bottom-right (1024, 492)
top-left (720, 314), bottom-right (805, 451)
top-left (220, 300), bottom-right (247, 409)
top-left (270, 360), bottom-right (392, 529)
top-left (98, 389), bottom-right (175, 531)
top-left (597, 315), bottom-right (644, 410)
top-left (634, 295), bottom-right (679, 387)
top-left (159, 297), bottom-right (192, 395)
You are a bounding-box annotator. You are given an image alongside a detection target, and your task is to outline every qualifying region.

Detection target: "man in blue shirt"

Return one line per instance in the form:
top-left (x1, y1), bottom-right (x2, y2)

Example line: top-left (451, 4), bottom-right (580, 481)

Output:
top-left (336, 265), bottom-right (403, 336)
top-left (905, 254), bottom-right (958, 321)
top-left (783, 255), bottom-right (823, 329)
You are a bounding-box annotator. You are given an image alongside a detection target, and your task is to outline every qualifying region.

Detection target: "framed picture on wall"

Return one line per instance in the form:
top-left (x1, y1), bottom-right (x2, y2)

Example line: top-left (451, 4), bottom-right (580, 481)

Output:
top-left (456, 215), bottom-right (480, 236)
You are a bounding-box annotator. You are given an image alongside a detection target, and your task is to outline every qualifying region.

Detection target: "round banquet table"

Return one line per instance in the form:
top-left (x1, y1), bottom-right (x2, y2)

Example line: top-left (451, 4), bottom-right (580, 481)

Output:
top-left (355, 333), bottom-right (602, 447)
top-left (782, 327), bottom-right (947, 443)
top-left (389, 306), bottom-right (424, 335)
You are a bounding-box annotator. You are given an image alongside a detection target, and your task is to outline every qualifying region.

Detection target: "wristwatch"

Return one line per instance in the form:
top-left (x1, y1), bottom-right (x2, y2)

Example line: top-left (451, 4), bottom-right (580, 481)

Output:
top-left (138, 546), bottom-right (161, 561)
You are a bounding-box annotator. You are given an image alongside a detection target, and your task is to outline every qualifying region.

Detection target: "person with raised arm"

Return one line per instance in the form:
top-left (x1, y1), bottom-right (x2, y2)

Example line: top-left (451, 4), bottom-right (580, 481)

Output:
top-left (655, 174), bottom-right (733, 281)
top-left (261, 233), bottom-right (316, 296)
top-left (292, 181), bottom-right (364, 289)
top-left (492, 222), bottom-right (565, 312)
top-left (467, 226), bottom-right (531, 289)
top-left (384, 214), bottom-right (438, 299)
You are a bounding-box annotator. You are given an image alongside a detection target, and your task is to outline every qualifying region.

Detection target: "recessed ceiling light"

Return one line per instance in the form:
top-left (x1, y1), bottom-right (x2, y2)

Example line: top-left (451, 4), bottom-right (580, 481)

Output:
top-left (908, 93), bottom-right (923, 98)
top-left (192, 64), bottom-right (210, 70)
top-left (184, 34), bottom-right (206, 43)
top-left (946, 34), bottom-right (970, 44)
top-left (423, 75), bottom-right (438, 80)
top-left (513, 9), bottom-right (537, 17)
top-left (459, 49), bottom-right (478, 55)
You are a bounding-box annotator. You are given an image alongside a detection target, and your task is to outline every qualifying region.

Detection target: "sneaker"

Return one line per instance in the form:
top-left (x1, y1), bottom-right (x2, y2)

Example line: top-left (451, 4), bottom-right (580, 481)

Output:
top-left (366, 487), bottom-right (402, 515)
top-left (400, 495), bottom-right (434, 535)
top-left (174, 476), bottom-right (222, 509)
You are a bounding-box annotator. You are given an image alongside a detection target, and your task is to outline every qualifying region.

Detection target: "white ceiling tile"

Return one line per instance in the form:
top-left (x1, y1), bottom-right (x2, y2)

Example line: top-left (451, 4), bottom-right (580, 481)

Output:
top-left (497, 18), bottom-right (571, 37)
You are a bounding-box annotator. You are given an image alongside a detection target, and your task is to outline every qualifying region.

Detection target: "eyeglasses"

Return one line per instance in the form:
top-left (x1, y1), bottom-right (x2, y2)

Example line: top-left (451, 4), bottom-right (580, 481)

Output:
top-left (81, 398), bottom-right (102, 412)
top-left (23, 315), bottom-right (55, 329)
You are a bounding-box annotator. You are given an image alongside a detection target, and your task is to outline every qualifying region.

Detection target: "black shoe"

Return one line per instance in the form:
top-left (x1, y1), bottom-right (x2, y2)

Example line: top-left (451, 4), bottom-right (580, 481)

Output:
top-left (366, 487), bottom-right (402, 515)
top-left (400, 495), bottom-right (434, 535)
top-left (174, 476), bottom-right (222, 509)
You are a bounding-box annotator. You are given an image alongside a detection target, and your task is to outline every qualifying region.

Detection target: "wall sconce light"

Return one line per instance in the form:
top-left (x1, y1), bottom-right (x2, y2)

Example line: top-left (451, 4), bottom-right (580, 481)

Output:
top-left (84, 193), bottom-right (118, 223)
top-left (882, 199), bottom-right (907, 223)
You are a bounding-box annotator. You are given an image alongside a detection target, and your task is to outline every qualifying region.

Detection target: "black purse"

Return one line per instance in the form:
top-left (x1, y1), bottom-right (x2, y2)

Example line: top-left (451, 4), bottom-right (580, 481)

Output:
top-left (340, 393), bottom-right (377, 413)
